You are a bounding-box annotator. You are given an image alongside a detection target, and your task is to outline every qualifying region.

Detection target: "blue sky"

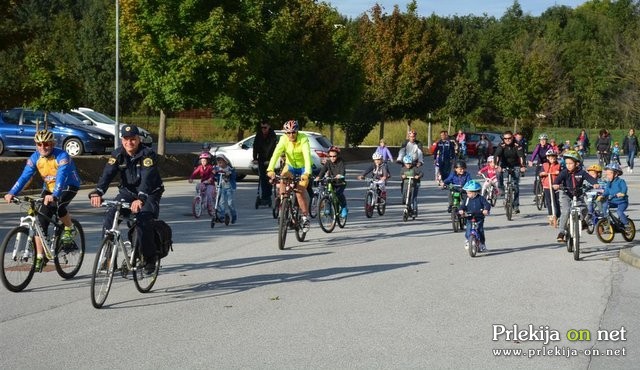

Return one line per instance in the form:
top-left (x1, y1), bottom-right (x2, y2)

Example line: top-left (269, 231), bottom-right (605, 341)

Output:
top-left (329, 1), bottom-right (588, 18)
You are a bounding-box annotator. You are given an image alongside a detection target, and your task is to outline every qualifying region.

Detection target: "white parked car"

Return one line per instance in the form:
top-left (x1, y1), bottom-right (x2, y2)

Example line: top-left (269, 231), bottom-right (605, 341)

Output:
top-left (69, 107), bottom-right (153, 146)
top-left (212, 130), bottom-right (333, 180)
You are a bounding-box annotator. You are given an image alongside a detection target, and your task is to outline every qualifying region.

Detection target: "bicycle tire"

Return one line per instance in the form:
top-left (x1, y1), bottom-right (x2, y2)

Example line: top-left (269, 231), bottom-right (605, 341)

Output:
top-left (278, 200), bottom-right (290, 250)
top-left (90, 237), bottom-right (116, 308)
top-left (319, 197), bottom-right (336, 233)
top-left (192, 196), bottom-right (202, 218)
top-left (596, 218), bottom-right (615, 243)
top-left (295, 215), bottom-right (307, 242)
top-left (505, 190), bottom-right (513, 221)
top-left (365, 191), bottom-right (374, 218)
top-left (310, 193), bottom-right (319, 218)
top-left (337, 203), bottom-right (347, 228)
top-left (377, 193), bottom-right (386, 216)
top-left (0, 226), bottom-right (36, 292)
top-left (452, 207), bottom-right (459, 232)
top-left (54, 219), bottom-right (85, 279)
top-left (622, 219), bottom-right (636, 242)
top-left (133, 249), bottom-right (160, 293)
top-left (572, 219), bottom-right (580, 261)
top-left (535, 181), bottom-right (544, 211)
top-left (272, 197), bottom-right (281, 219)
top-left (207, 195), bottom-right (215, 216)
top-left (468, 234), bottom-right (478, 257)
top-left (586, 216), bottom-right (596, 235)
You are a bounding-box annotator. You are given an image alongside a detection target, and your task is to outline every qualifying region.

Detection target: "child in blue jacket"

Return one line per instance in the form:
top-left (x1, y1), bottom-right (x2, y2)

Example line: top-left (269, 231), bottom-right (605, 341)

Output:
top-left (459, 180), bottom-right (491, 251)
top-left (599, 163), bottom-right (631, 231)
top-left (441, 160), bottom-right (472, 213)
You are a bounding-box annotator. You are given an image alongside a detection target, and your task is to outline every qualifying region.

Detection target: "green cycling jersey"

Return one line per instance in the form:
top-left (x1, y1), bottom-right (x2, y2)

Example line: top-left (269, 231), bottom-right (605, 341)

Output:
top-left (267, 132), bottom-right (313, 175)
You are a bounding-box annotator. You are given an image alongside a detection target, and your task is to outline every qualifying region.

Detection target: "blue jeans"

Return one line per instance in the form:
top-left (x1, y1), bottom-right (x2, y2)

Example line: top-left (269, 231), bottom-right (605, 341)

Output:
top-left (627, 150), bottom-right (636, 169)
top-left (465, 217), bottom-right (485, 243)
top-left (603, 201), bottom-right (629, 226)
top-left (217, 187), bottom-right (237, 220)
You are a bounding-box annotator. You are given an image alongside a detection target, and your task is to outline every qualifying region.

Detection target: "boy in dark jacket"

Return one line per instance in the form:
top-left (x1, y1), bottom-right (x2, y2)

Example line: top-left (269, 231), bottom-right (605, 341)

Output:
top-left (316, 146), bottom-right (348, 218)
top-left (459, 180), bottom-right (491, 252)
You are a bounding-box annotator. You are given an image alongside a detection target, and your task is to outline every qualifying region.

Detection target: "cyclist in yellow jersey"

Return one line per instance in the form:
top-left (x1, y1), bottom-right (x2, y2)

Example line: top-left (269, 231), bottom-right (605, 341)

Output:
top-left (267, 120), bottom-right (312, 231)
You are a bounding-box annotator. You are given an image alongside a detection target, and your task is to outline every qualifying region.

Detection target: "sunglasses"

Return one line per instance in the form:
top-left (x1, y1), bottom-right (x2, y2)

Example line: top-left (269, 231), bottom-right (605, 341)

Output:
top-left (503, 137), bottom-right (513, 140)
top-left (36, 142), bottom-right (53, 147)
top-left (285, 132), bottom-right (296, 136)
top-left (328, 155), bottom-right (337, 158)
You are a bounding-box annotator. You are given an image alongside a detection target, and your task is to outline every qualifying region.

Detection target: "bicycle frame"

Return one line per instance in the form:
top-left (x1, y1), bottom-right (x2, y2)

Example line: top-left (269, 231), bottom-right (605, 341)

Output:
top-left (14, 198), bottom-right (62, 261)
top-left (102, 201), bottom-right (136, 273)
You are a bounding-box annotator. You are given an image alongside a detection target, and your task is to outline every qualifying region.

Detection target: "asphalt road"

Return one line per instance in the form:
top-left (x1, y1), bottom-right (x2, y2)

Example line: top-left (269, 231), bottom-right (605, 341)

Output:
top-left (0, 160), bottom-right (638, 369)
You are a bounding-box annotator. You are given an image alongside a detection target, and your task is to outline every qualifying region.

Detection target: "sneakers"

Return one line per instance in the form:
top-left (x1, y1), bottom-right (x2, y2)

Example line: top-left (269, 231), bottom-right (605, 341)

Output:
top-left (340, 207), bottom-right (348, 218)
top-left (61, 226), bottom-right (74, 244)
top-left (556, 233), bottom-right (565, 242)
top-left (447, 205), bottom-right (452, 213)
top-left (35, 256), bottom-right (43, 271)
top-left (144, 257), bottom-right (157, 274)
top-left (624, 224), bottom-right (633, 233)
top-left (464, 241), bottom-right (469, 250)
top-left (514, 207), bottom-right (520, 214)
top-left (231, 215), bottom-right (237, 224)
top-left (302, 216), bottom-right (310, 233)
top-left (480, 243), bottom-right (487, 252)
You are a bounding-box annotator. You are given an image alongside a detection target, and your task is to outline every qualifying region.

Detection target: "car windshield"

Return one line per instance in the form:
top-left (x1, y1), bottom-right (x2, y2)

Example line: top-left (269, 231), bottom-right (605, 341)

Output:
top-left (314, 135), bottom-right (332, 148)
top-left (82, 110), bottom-right (116, 124)
top-left (50, 112), bottom-right (85, 126)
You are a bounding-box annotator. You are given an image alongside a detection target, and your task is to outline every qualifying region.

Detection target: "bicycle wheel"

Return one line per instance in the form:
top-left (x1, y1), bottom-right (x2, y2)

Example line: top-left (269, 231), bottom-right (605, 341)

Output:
top-left (133, 249), bottom-right (160, 293)
top-left (310, 193), bottom-right (319, 218)
top-left (337, 203), bottom-right (347, 229)
top-left (505, 191), bottom-right (513, 221)
top-left (54, 219), bottom-right (85, 279)
top-left (319, 197), bottom-right (336, 233)
top-left (596, 219), bottom-right (615, 243)
top-left (535, 181), bottom-right (544, 211)
top-left (0, 227), bottom-right (36, 292)
top-left (192, 196), bottom-right (202, 218)
top-left (403, 209), bottom-right (409, 222)
top-left (272, 197), bottom-right (281, 219)
top-left (278, 200), bottom-right (290, 250)
top-left (377, 193), bottom-right (386, 216)
top-left (90, 237), bottom-right (117, 308)
top-left (364, 192), bottom-right (374, 218)
top-left (572, 219), bottom-right (580, 261)
top-left (451, 207), bottom-right (459, 232)
top-left (295, 212), bottom-right (307, 242)
top-left (468, 234), bottom-right (478, 257)
top-left (622, 219), bottom-right (636, 242)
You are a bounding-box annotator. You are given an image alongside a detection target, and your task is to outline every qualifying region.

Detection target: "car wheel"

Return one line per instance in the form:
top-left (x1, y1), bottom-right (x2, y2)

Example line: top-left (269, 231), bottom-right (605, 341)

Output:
top-left (64, 138), bottom-right (84, 157)
top-left (0, 138), bottom-right (4, 155)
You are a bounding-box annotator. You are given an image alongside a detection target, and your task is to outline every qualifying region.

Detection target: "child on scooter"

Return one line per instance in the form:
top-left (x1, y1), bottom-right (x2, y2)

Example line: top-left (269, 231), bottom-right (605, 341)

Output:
top-left (539, 150), bottom-right (561, 226)
top-left (458, 180), bottom-right (491, 251)
top-left (214, 154), bottom-right (238, 224)
top-left (400, 155), bottom-right (423, 210)
top-left (189, 153), bottom-right (216, 205)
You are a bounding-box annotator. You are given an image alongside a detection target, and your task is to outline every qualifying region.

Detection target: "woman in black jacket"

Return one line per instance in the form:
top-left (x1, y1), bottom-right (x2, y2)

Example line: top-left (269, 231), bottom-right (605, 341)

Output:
top-left (622, 128), bottom-right (639, 173)
top-left (595, 129), bottom-right (611, 166)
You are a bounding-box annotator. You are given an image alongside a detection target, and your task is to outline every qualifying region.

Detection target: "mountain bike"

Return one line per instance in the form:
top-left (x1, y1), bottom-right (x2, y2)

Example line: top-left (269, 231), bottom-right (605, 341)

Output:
top-left (91, 200), bottom-right (161, 308)
top-left (502, 168), bottom-right (517, 221)
top-left (559, 187), bottom-right (588, 261)
top-left (402, 177), bottom-right (419, 222)
top-left (1, 196), bottom-right (85, 292)
top-left (532, 163), bottom-right (545, 211)
top-left (595, 202), bottom-right (636, 244)
top-left (364, 178), bottom-right (386, 218)
top-left (444, 184), bottom-right (464, 232)
top-left (309, 179), bottom-right (324, 219)
top-left (276, 175), bottom-right (307, 250)
top-left (318, 177), bottom-right (347, 233)
top-left (192, 182), bottom-right (215, 218)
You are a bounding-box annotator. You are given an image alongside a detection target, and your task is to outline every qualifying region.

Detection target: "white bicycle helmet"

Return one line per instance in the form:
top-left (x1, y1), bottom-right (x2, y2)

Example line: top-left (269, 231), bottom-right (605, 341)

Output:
top-left (372, 152), bottom-right (382, 160)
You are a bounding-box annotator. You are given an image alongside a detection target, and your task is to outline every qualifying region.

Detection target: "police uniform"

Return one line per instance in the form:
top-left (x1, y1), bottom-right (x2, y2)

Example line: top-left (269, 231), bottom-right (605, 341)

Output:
top-left (93, 125), bottom-right (164, 260)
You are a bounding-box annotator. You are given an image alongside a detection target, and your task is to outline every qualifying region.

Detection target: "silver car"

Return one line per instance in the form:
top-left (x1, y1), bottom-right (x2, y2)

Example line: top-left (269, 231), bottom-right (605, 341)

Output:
top-left (212, 130), bottom-right (333, 180)
top-left (69, 107), bottom-right (153, 147)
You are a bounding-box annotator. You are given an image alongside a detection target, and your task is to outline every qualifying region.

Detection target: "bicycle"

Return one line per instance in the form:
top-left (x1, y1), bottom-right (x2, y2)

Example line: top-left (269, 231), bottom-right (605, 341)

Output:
top-left (364, 178), bottom-right (386, 218)
top-left (463, 213), bottom-right (485, 257)
top-left (502, 168), bottom-right (517, 221)
top-left (90, 200), bottom-right (160, 308)
top-left (318, 177), bottom-right (348, 233)
top-left (479, 174), bottom-right (498, 207)
top-left (275, 175), bottom-right (307, 250)
top-left (1, 196), bottom-right (85, 292)
top-left (558, 186), bottom-right (589, 261)
top-left (443, 184), bottom-right (465, 232)
top-left (585, 189), bottom-right (604, 235)
top-left (532, 163), bottom-right (545, 211)
top-left (309, 179), bottom-right (324, 219)
top-left (192, 182), bottom-right (215, 218)
top-left (595, 201), bottom-right (636, 244)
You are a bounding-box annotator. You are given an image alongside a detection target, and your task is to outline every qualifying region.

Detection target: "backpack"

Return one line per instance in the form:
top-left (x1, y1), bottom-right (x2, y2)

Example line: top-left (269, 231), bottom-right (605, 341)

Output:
top-left (153, 220), bottom-right (173, 259)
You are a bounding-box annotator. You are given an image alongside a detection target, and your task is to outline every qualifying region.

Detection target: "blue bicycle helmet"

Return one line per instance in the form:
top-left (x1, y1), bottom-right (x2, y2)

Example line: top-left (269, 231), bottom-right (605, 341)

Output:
top-left (463, 180), bottom-right (482, 192)
top-left (402, 155), bottom-right (414, 164)
top-left (605, 163), bottom-right (623, 175)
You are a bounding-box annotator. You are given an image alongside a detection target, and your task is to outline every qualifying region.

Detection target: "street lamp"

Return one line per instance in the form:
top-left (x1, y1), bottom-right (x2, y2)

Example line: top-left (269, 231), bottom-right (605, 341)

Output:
top-left (115, 0), bottom-right (120, 148)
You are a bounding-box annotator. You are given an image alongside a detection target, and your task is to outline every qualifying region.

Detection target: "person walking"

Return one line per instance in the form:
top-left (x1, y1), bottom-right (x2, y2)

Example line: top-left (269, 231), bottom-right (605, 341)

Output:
top-left (253, 120), bottom-right (277, 203)
top-left (622, 128), bottom-right (638, 174)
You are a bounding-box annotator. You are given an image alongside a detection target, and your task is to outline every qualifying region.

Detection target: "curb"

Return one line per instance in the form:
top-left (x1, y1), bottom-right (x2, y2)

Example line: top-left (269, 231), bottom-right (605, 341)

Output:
top-left (619, 245), bottom-right (640, 269)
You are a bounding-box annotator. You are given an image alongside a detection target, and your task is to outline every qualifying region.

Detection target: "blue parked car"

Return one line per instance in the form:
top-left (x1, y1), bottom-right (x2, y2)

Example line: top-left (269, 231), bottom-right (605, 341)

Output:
top-left (0, 108), bottom-right (115, 156)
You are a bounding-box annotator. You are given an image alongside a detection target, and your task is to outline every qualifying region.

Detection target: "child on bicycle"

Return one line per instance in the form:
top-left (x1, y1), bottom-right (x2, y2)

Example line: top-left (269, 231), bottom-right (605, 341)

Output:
top-left (539, 150), bottom-right (561, 226)
top-left (598, 163), bottom-right (631, 232)
top-left (611, 142), bottom-right (622, 166)
top-left (213, 154), bottom-right (238, 224)
top-left (358, 152), bottom-right (390, 200)
top-left (585, 164), bottom-right (605, 219)
top-left (189, 152), bottom-right (216, 206)
top-left (478, 155), bottom-right (499, 198)
top-left (552, 150), bottom-right (600, 242)
top-left (458, 180), bottom-right (491, 252)
top-left (440, 160), bottom-right (472, 213)
top-left (400, 155), bottom-right (423, 211)
top-left (315, 146), bottom-right (348, 218)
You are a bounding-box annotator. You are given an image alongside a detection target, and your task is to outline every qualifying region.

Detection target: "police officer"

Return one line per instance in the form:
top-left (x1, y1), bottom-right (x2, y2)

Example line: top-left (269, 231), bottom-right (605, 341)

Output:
top-left (89, 124), bottom-right (164, 273)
